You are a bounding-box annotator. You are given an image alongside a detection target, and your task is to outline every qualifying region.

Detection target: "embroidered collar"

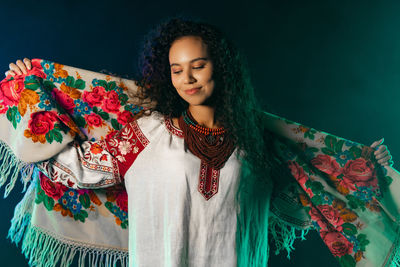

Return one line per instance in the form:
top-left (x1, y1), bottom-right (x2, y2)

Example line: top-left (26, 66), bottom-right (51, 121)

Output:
top-left (164, 116), bottom-right (184, 138)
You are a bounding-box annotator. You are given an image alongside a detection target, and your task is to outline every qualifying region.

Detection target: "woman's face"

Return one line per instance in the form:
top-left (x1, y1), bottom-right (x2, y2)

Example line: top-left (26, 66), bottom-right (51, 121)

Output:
top-left (169, 36), bottom-right (215, 106)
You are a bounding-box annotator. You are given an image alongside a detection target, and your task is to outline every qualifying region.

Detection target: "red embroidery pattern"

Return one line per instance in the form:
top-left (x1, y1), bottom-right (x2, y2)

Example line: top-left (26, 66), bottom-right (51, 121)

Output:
top-left (198, 161), bottom-right (220, 200)
top-left (105, 120), bottom-right (149, 178)
top-left (164, 116), bottom-right (221, 200)
top-left (164, 116), bottom-right (184, 138)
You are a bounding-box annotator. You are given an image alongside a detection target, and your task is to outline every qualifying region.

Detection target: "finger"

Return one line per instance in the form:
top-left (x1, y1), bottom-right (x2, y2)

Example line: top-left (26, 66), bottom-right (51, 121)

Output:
top-left (378, 155), bottom-right (392, 165)
top-left (9, 63), bottom-right (22, 75)
top-left (374, 145), bottom-right (387, 155)
top-left (5, 70), bottom-right (16, 76)
top-left (371, 138), bottom-right (384, 148)
top-left (16, 59), bottom-right (27, 74)
top-left (23, 58), bottom-right (31, 70)
top-left (375, 150), bottom-right (389, 160)
top-left (383, 160), bottom-right (394, 166)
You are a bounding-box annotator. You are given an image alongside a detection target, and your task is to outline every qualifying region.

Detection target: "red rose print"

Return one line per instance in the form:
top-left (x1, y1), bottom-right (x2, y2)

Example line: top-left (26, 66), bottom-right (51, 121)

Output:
top-left (342, 158), bottom-right (378, 191)
top-left (82, 86), bottom-right (105, 107)
top-left (321, 231), bottom-right (353, 257)
top-left (311, 154), bottom-right (342, 177)
top-left (0, 76), bottom-right (25, 106)
top-left (39, 172), bottom-right (68, 200)
top-left (315, 204), bottom-right (344, 231)
top-left (117, 110), bottom-right (133, 125)
top-left (85, 113), bottom-right (103, 127)
top-left (288, 161), bottom-right (308, 185)
top-left (116, 190), bottom-right (128, 212)
top-left (309, 207), bottom-right (329, 230)
top-left (28, 111), bottom-right (58, 135)
top-left (28, 66), bottom-right (46, 79)
top-left (101, 91), bottom-right (121, 113)
top-left (52, 89), bottom-right (75, 114)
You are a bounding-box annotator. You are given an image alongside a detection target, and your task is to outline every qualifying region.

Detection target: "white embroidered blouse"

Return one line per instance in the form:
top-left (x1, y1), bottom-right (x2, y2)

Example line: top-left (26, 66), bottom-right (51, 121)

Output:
top-left (38, 111), bottom-right (244, 267)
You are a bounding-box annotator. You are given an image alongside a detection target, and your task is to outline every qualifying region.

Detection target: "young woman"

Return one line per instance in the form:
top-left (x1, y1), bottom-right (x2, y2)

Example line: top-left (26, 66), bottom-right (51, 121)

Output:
top-left (5, 18), bottom-right (394, 267)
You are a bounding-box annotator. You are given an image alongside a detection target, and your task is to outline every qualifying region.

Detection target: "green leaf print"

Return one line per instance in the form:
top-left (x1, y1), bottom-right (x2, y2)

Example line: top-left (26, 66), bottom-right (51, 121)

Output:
top-left (349, 146), bottom-right (362, 159)
top-left (42, 80), bottom-right (55, 91)
top-left (325, 135), bottom-right (337, 150)
top-left (43, 195), bottom-right (55, 211)
top-left (45, 131), bottom-right (54, 144)
top-left (119, 93), bottom-right (128, 106)
top-left (335, 140), bottom-right (345, 153)
top-left (321, 147), bottom-right (335, 156)
top-left (66, 76), bottom-right (75, 87)
top-left (342, 222), bottom-right (357, 235)
top-left (75, 115), bottom-right (86, 128)
top-left (79, 193), bottom-right (91, 209)
top-left (111, 118), bottom-right (122, 130)
top-left (310, 181), bottom-right (324, 192)
top-left (75, 79), bottom-right (86, 89)
top-left (339, 254), bottom-right (356, 267)
top-left (24, 76), bottom-right (40, 90)
top-left (6, 107), bottom-right (18, 129)
top-left (311, 195), bottom-right (323, 206)
top-left (108, 81), bottom-right (116, 91)
top-left (53, 130), bottom-right (63, 143)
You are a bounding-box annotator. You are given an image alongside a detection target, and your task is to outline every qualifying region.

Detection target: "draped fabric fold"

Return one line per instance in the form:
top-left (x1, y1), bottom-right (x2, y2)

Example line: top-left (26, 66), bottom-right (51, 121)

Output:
top-left (0, 58), bottom-right (399, 267)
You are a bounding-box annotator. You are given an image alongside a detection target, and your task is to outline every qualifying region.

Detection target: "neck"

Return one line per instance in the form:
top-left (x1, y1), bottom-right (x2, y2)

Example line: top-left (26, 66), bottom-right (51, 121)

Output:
top-left (188, 105), bottom-right (220, 129)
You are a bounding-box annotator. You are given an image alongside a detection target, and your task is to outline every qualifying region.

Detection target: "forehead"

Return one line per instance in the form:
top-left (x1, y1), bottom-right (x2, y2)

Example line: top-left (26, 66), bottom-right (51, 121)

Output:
top-left (169, 36), bottom-right (209, 63)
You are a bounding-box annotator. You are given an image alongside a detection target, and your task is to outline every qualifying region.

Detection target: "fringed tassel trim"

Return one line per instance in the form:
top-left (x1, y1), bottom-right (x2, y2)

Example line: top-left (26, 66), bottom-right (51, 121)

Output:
top-left (386, 225), bottom-right (400, 267)
top-left (19, 224), bottom-right (128, 267)
top-left (0, 139), bottom-right (35, 197)
top-left (8, 172), bottom-right (37, 246)
top-left (269, 214), bottom-right (309, 259)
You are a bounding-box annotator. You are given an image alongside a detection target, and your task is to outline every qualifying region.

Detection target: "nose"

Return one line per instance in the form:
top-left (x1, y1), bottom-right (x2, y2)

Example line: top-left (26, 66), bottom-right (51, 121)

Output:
top-left (183, 69), bottom-right (196, 84)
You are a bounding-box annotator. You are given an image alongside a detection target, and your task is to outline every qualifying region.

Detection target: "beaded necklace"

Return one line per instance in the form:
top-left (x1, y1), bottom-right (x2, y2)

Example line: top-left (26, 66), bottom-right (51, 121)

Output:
top-left (178, 109), bottom-right (235, 170)
top-left (182, 109), bottom-right (225, 145)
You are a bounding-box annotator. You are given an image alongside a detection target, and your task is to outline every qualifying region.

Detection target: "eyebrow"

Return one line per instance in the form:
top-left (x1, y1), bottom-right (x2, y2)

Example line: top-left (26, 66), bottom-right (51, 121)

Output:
top-left (170, 57), bottom-right (208, 67)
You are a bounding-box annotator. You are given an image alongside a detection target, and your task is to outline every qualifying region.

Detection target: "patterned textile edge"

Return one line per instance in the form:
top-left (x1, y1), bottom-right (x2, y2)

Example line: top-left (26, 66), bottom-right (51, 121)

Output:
top-left (21, 225), bottom-right (128, 267)
top-left (268, 213), bottom-right (309, 259)
top-left (6, 158), bottom-right (129, 267)
top-left (0, 139), bottom-right (35, 198)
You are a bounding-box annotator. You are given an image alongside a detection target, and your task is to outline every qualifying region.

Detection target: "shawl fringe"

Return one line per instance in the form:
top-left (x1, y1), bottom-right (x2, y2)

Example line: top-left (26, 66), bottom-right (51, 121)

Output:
top-left (5, 150), bottom-right (129, 267)
top-left (0, 140), bottom-right (35, 197)
top-left (386, 225), bottom-right (400, 267)
top-left (269, 214), bottom-right (309, 259)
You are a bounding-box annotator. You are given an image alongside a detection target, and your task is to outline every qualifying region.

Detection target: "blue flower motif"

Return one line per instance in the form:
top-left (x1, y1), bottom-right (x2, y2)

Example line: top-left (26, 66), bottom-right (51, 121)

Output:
top-left (124, 104), bottom-right (143, 114)
top-left (334, 150), bottom-right (352, 165)
top-left (92, 79), bottom-right (101, 87)
top-left (345, 140), bottom-right (357, 148)
top-left (320, 192), bottom-right (334, 205)
top-left (38, 93), bottom-right (55, 111)
top-left (114, 87), bottom-right (123, 95)
top-left (65, 189), bottom-right (78, 200)
top-left (40, 60), bottom-right (55, 75)
top-left (69, 202), bottom-right (82, 215)
top-left (354, 186), bottom-right (374, 202)
top-left (73, 99), bottom-right (91, 115)
top-left (15, 113), bottom-right (21, 124)
top-left (346, 235), bottom-right (360, 252)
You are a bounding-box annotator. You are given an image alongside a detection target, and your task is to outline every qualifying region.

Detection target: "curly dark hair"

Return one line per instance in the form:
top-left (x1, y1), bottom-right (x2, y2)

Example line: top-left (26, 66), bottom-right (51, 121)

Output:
top-left (134, 16), bottom-right (276, 175)
top-left (131, 16), bottom-right (282, 265)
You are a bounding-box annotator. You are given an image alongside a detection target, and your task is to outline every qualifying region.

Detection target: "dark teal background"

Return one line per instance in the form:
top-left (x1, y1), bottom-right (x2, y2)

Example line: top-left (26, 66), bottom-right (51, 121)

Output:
top-left (0, 0), bottom-right (398, 266)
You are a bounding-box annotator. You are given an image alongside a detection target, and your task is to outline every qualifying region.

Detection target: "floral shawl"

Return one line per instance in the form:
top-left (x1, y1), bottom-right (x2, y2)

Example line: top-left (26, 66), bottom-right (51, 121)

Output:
top-left (0, 58), bottom-right (399, 267)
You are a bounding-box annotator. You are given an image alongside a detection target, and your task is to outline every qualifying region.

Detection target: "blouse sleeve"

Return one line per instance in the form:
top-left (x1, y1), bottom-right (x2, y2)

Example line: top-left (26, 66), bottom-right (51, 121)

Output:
top-left (35, 120), bottom-right (149, 189)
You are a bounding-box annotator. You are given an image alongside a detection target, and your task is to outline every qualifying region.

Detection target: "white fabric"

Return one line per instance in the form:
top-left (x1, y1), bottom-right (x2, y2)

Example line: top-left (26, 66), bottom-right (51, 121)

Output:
top-left (125, 111), bottom-right (242, 267)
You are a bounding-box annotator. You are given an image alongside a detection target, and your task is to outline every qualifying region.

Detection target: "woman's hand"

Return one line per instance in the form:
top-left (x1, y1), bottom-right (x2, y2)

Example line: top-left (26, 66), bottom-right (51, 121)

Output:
top-left (5, 58), bottom-right (32, 76)
top-left (371, 138), bottom-right (394, 166)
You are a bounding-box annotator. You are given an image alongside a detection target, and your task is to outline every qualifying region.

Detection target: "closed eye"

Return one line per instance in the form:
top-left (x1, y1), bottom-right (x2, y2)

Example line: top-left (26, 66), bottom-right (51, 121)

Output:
top-left (172, 66), bottom-right (204, 74)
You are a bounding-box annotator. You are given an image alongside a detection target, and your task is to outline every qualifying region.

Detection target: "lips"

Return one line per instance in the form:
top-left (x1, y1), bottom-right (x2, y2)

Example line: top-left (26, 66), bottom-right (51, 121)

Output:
top-left (185, 87), bottom-right (201, 95)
